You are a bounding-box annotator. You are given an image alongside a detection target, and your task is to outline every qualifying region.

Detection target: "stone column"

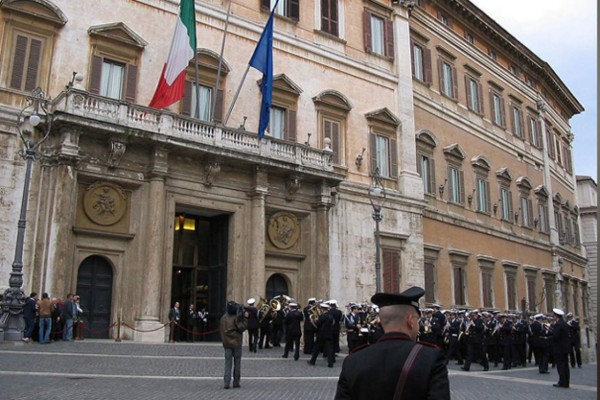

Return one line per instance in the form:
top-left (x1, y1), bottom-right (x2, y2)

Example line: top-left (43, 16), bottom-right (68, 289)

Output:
top-left (134, 146), bottom-right (168, 342)
top-left (249, 167), bottom-right (268, 297)
top-left (315, 182), bottom-right (332, 297)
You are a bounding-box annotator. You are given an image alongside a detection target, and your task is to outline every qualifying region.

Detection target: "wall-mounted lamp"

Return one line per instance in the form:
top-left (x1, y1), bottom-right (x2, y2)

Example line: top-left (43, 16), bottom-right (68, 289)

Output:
top-left (514, 209), bottom-right (520, 223)
top-left (467, 188), bottom-right (476, 207)
top-left (534, 218), bottom-right (539, 228)
top-left (493, 201), bottom-right (499, 215)
top-left (305, 133), bottom-right (312, 147)
top-left (239, 116), bottom-right (247, 130)
top-left (355, 148), bottom-right (366, 169)
top-left (438, 179), bottom-right (447, 199)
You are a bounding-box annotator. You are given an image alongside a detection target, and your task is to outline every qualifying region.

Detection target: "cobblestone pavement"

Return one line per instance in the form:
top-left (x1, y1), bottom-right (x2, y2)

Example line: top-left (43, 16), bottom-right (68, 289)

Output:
top-left (0, 340), bottom-right (596, 400)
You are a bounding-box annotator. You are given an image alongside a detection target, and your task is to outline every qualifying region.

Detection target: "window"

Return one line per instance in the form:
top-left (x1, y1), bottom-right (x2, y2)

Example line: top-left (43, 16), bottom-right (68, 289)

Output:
top-left (424, 247), bottom-right (439, 304)
top-left (320, 0), bottom-right (339, 36)
top-left (500, 185), bottom-right (512, 221)
top-left (367, 108), bottom-right (400, 179)
top-left (448, 166), bottom-right (464, 204)
top-left (488, 49), bottom-right (497, 60)
top-left (528, 115), bottom-right (541, 148)
top-left (439, 60), bottom-right (457, 98)
top-left (563, 140), bottom-right (573, 173)
top-left (416, 131), bottom-right (437, 196)
top-left (555, 135), bottom-right (563, 165)
top-left (364, 11), bottom-right (394, 58)
top-left (538, 202), bottom-right (549, 233)
top-left (453, 265), bottom-right (466, 305)
top-left (438, 11), bottom-right (452, 27)
top-left (555, 208), bottom-right (563, 243)
top-left (9, 34), bottom-right (43, 91)
top-left (511, 105), bottom-right (523, 138)
top-left (88, 23), bottom-right (147, 103)
top-left (465, 32), bottom-right (474, 44)
top-left (505, 268), bottom-right (517, 310)
top-left (181, 49), bottom-right (228, 122)
top-left (517, 177), bottom-right (533, 228)
top-left (266, 74), bottom-right (301, 141)
top-left (382, 249), bottom-right (400, 293)
top-left (490, 90), bottom-right (505, 127)
top-left (546, 128), bottom-right (556, 159)
top-left (478, 258), bottom-right (495, 309)
top-left (313, 89), bottom-right (352, 166)
top-left (476, 177), bottom-right (491, 213)
top-left (1, 1), bottom-right (66, 92)
top-left (466, 76), bottom-right (483, 113)
top-left (411, 41), bottom-right (432, 83)
top-left (263, 0), bottom-right (299, 20)
top-left (525, 273), bottom-right (537, 312)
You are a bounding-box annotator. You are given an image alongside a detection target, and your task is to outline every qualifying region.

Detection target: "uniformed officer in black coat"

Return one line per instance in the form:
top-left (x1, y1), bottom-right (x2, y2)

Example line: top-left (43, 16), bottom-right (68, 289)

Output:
top-left (530, 313), bottom-right (550, 373)
top-left (282, 302), bottom-right (303, 360)
top-left (566, 312), bottom-right (582, 368)
top-left (303, 298), bottom-right (317, 354)
top-left (551, 308), bottom-right (570, 388)
top-left (308, 303), bottom-right (335, 367)
top-left (335, 287), bottom-right (450, 400)
top-left (460, 309), bottom-right (489, 371)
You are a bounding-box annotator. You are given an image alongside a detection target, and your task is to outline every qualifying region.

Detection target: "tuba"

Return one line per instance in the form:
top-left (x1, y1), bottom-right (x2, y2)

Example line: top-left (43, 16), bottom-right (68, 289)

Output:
top-left (308, 302), bottom-right (322, 328)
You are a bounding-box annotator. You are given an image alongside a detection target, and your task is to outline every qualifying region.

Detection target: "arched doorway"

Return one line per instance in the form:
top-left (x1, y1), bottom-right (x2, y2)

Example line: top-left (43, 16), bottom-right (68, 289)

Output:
top-left (266, 273), bottom-right (289, 299)
top-left (76, 255), bottom-right (114, 339)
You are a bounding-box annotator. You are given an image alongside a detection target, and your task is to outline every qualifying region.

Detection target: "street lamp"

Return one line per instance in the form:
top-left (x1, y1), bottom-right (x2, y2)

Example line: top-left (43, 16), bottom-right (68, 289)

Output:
top-left (1, 87), bottom-right (52, 341)
top-left (368, 168), bottom-right (386, 293)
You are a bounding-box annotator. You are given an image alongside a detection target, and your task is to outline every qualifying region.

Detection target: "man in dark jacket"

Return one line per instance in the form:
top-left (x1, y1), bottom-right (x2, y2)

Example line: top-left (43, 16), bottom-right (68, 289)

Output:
top-left (220, 301), bottom-right (248, 389)
top-left (282, 302), bottom-right (303, 360)
top-left (530, 313), bottom-right (550, 373)
top-left (22, 292), bottom-right (38, 343)
top-left (552, 308), bottom-right (570, 388)
top-left (335, 287), bottom-right (450, 400)
top-left (566, 312), bottom-right (582, 368)
top-left (303, 298), bottom-right (317, 354)
top-left (245, 298), bottom-right (259, 352)
top-left (461, 309), bottom-right (489, 371)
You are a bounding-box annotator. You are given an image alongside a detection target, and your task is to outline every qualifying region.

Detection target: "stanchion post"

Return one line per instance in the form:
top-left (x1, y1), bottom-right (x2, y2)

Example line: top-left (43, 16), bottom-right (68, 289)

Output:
top-left (115, 314), bottom-right (122, 342)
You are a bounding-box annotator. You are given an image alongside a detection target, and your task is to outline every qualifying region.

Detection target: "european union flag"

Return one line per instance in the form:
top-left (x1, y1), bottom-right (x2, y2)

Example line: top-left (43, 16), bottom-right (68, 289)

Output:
top-left (249, 1), bottom-right (278, 139)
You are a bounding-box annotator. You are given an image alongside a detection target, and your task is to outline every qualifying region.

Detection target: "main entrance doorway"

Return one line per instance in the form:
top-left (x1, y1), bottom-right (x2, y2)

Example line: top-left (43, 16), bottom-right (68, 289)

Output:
top-left (171, 211), bottom-right (228, 342)
top-left (76, 255), bottom-right (114, 339)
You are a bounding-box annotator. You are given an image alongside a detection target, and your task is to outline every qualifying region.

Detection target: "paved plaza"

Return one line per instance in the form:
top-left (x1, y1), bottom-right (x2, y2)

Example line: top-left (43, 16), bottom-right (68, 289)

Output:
top-left (0, 339), bottom-right (596, 400)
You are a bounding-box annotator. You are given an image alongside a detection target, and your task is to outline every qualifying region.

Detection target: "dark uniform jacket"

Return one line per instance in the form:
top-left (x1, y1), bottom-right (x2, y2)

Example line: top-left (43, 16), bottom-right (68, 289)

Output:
top-left (552, 318), bottom-right (570, 355)
top-left (284, 309), bottom-right (303, 339)
top-left (335, 332), bottom-right (450, 400)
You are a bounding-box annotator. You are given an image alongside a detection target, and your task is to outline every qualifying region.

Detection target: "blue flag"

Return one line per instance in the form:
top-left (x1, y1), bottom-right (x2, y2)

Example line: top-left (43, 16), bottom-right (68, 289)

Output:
top-left (249, 1), bottom-right (278, 139)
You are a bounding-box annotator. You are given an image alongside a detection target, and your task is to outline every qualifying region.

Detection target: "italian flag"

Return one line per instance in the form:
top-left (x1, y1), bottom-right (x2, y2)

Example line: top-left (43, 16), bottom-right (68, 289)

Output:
top-left (149, 0), bottom-right (197, 109)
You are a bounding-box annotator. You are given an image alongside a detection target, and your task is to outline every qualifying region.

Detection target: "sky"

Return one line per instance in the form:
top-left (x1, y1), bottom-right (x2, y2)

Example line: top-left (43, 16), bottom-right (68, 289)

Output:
top-left (470, 0), bottom-right (598, 182)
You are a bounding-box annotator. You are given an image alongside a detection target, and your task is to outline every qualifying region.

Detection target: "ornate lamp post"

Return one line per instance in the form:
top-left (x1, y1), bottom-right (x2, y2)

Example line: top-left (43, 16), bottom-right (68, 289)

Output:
top-left (368, 168), bottom-right (386, 293)
top-left (1, 87), bottom-right (52, 340)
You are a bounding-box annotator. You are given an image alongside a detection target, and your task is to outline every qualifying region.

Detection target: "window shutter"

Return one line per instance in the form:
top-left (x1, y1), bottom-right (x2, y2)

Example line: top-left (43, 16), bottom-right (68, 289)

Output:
top-left (384, 18), bottom-right (394, 58)
top-left (528, 117), bottom-right (534, 144)
top-left (214, 89), bottom-right (224, 123)
top-left (465, 76), bottom-right (472, 110)
top-left (10, 35), bottom-right (28, 90)
top-left (89, 55), bottom-right (103, 95)
top-left (500, 97), bottom-right (506, 127)
top-left (382, 250), bottom-right (392, 293)
top-left (286, 109), bottom-right (296, 142)
top-left (423, 48), bottom-right (432, 84)
top-left (261, 0), bottom-right (270, 10)
top-left (477, 81), bottom-right (484, 113)
top-left (453, 268), bottom-right (462, 305)
top-left (24, 38), bottom-right (42, 92)
top-left (182, 80), bottom-right (192, 116)
top-left (370, 133), bottom-right (377, 173)
top-left (430, 157), bottom-right (436, 195)
top-left (363, 11), bottom-right (372, 53)
top-left (410, 41), bottom-right (416, 76)
top-left (330, 0), bottom-right (338, 36)
top-left (489, 91), bottom-right (495, 122)
top-left (331, 121), bottom-right (340, 164)
top-left (459, 170), bottom-right (465, 203)
top-left (485, 180), bottom-right (491, 213)
top-left (392, 251), bottom-right (400, 292)
top-left (536, 121), bottom-right (542, 147)
top-left (125, 63), bottom-right (138, 102)
top-left (437, 59), bottom-right (443, 94)
top-left (390, 137), bottom-right (398, 179)
top-left (451, 65), bottom-right (458, 99)
top-left (416, 153), bottom-right (422, 175)
top-left (290, 0), bottom-right (300, 21)
top-left (527, 198), bottom-right (533, 225)
top-left (508, 190), bottom-right (513, 219)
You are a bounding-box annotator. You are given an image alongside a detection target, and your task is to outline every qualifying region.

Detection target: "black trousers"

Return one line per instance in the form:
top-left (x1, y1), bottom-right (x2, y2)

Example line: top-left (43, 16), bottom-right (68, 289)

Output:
top-left (283, 335), bottom-right (301, 360)
top-left (536, 345), bottom-right (549, 373)
top-left (310, 338), bottom-right (334, 367)
top-left (463, 341), bottom-right (488, 370)
top-left (569, 343), bottom-right (582, 367)
top-left (303, 329), bottom-right (315, 354)
top-left (446, 335), bottom-right (463, 363)
top-left (554, 352), bottom-right (570, 387)
top-left (247, 328), bottom-right (259, 351)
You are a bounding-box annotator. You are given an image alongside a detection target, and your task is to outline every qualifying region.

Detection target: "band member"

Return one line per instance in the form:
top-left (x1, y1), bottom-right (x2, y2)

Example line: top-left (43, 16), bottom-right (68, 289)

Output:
top-left (303, 298), bottom-right (317, 354)
top-left (461, 310), bottom-right (489, 372)
top-left (308, 303), bottom-right (335, 367)
top-left (483, 312), bottom-right (499, 367)
top-left (511, 314), bottom-right (528, 367)
top-left (431, 304), bottom-right (446, 348)
top-left (344, 304), bottom-right (363, 353)
top-left (245, 298), bottom-right (259, 353)
top-left (499, 314), bottom-right (513, 370)
top-left (445, 310), bottom-right (463, 365)
top-left (552, 308), bottom-right (571, 388)
top-left (328, 300), bottom-right (343, 354)
top-left (566, 312), bottom-right (582, 368)
top-left (419, 309), bottom-right (436, 344)
top-left (282, 302), bottom-right (303, 360)
top-left (530, 313), bottom-right (550, 373)
top-left (258, 304), bottom-right (272, 349)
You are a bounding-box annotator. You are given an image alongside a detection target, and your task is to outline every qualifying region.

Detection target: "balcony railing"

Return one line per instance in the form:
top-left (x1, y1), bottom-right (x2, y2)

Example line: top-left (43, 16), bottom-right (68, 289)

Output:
top-left (51, 89), bottom-right (335, 172)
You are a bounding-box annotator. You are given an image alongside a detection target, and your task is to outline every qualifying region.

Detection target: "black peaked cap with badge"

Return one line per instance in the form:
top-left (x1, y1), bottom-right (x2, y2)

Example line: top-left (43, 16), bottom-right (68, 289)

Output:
top-left (371, 287), bottom-right (425, 314)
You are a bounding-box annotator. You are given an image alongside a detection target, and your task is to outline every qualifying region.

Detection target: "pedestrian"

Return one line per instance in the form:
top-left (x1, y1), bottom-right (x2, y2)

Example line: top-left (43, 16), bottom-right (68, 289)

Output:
top-left (551, 308), bottom-right (570, 388)
top-left (282, 302), bottom-right (303, 360)
top-left (52, 297), bottom-right (64, 341)
top-left (74, 295), bottom-right (84, 340)
top-left (566, 312), bottom-right (582, 368)
top-left (60, 293), bottom-right (75, 341)
top-left (22, 292), bottom-right (38, 343)
top-left (245, 298), bottom-right (259, 352)
top-left (530, 313), bottom-right (550, 374)
top-left (219, 301), bottom-right (248, 389)
top-left (187, 303), bottom-right (198, 342)
top-left (37, 293), bottom-right (53, 344)
top-left (335, 287), bottom-right (450, 400)
top-left (168, 301), bottom-right (181, 343)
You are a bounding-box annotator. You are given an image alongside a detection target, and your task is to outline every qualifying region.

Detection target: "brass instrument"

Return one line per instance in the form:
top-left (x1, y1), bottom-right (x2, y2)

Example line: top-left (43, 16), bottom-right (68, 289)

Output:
top-left (308, 302), bottom-right (322, 328)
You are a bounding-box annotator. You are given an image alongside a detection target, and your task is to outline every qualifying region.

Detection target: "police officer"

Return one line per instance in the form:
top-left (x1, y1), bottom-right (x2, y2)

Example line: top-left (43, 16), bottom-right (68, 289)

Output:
top-left (345, 304), bottom-right (363, 353)
top-left (552, 308), bottom-right (570, 388)
top-left (335, 287), bottom-right (450, 400)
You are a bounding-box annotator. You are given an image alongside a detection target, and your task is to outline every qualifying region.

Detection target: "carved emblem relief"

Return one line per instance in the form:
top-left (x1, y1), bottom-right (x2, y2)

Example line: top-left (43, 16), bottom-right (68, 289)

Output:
top-left (267, 211), bottom-right (300, 250)
top-left (83, 182), bottom-right (127, 226)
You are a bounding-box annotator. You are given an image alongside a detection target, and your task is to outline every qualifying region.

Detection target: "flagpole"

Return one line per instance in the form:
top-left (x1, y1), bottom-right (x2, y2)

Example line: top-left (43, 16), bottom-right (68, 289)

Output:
top-left (194, 50), bottom-right (200, 119)
top-left (211, 0), bottom-right (232, 123)
top-left (223, 64), bottom-right (250, 126)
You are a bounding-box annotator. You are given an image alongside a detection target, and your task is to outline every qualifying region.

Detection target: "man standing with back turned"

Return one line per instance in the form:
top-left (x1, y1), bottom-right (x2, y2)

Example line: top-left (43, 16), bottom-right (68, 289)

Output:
top-left (335, 287), bottom-right (450, 400)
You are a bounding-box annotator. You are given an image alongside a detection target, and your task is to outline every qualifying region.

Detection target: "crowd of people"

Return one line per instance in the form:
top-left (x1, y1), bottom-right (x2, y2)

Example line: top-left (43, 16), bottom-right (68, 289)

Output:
top-left (19, 292), bottom-right (84, 343)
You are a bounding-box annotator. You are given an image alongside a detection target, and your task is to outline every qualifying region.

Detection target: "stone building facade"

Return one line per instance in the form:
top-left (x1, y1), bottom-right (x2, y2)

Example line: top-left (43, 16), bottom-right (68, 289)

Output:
top-left (0, 0), bottom-right (591, 347)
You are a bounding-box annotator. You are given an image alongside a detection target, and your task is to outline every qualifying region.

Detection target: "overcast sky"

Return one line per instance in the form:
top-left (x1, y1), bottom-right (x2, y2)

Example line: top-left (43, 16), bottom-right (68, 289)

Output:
top-left (470, 0), bottom-right (598, 182)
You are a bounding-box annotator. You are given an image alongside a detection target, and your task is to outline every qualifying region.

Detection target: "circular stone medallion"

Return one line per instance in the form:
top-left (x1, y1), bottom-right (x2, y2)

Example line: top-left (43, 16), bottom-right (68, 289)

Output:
top-left (268, 211), bottom-right (300, 250)
top-left (83, 182), bottom-right (127, 226)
